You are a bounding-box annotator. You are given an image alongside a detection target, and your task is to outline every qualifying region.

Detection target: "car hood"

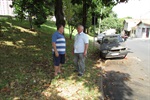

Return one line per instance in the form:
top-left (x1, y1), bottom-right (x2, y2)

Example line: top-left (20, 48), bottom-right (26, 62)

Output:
top-left (100, 42), bottom-right (126, 50)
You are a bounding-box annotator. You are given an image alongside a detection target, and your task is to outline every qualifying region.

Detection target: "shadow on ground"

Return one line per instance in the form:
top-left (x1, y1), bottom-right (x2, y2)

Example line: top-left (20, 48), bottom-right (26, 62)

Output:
top-left (0, 18), bottom-right (104, 99)
top-left (1, 19), bottom-right (134, 99)
top-left (0, 19), bottom-right (64, 99)
top-left (103, 71), bottom-right (133, 100)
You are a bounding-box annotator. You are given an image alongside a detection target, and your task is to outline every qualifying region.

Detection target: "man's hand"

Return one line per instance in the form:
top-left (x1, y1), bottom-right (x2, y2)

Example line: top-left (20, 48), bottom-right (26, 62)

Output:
top-left (84, 44), bottom-right (88, 57)
top-left (52, 42), bottom-right (59, 57)
top-left (72, 48), bottom-right (74, 55)
top-left (83, 51), bottom-right (87, 57)
top-left (55, 52), bottom-right (59, 57)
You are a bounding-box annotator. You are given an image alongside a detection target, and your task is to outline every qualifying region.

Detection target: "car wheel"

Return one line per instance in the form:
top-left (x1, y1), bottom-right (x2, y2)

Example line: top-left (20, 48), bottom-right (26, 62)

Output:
top-left (100, 52), bottom-right (105, 59)
top-left (123, 54), bottom-right (127, 59)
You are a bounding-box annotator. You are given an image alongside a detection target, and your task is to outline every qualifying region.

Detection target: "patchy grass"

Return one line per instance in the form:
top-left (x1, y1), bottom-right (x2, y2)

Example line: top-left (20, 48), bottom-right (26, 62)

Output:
top-left (0, 19), bottom-right (102, 99)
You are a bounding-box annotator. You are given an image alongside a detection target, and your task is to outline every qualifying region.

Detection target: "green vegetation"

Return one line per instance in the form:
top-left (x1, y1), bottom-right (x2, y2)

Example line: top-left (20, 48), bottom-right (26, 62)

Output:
top-left (12, 0), bottom-right (54, 28)
top-left (11, 0), bottom-right (128, 33)
top-left (100, 12), bottom-right (125, 33)
top-left (0, 19), bottom-right (102, 99)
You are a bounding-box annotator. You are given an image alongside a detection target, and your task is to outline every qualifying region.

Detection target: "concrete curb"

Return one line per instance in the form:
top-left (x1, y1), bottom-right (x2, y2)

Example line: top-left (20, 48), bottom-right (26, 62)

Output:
top-left (99, 67), bottom-right (104, 100)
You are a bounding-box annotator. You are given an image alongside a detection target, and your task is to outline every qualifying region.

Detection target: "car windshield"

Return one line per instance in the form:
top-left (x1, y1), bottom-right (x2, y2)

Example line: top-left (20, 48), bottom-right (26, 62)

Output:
top-left (102, 35), bottom-right (122, 43)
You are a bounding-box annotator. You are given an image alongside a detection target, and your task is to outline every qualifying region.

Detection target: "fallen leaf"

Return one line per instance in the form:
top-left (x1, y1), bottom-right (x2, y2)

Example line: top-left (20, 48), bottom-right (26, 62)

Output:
top-left (123, 77), bottom-right (130, 81)
top-left (139, 78), bottom-right (144, 80)
top-left (1, 87), bottom-right (10, 92)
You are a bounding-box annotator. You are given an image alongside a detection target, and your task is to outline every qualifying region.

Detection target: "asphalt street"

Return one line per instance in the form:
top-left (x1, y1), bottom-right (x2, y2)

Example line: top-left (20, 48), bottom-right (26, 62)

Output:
top-left (126, 38), bottom-right (150, 76)
top-left (102, 38), bottom-right (150, 100)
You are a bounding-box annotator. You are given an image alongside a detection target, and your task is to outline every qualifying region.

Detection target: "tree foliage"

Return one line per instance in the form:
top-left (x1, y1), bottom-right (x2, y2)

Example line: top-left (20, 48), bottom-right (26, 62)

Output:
top-left (63, 0), bottom-right (75, 39)
top-left (11, 0), bottom-right (129, 32)
top-left (101, 12), bottom-right (124, 33)
top-left (12, 0), bottom-right (54, 28)
top-left (63, 0), bottom-right (74, 24)
top-left (69, 0), bottom-right (128, 33)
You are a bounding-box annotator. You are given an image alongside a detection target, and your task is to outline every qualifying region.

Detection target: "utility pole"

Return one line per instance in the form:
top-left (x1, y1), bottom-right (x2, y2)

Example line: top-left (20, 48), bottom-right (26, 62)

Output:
top-left (98, 8), bottom-right (102, 34)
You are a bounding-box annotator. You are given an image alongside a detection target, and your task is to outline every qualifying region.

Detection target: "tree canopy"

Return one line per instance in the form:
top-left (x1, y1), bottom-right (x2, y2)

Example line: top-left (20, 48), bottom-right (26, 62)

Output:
top-left (101, 12), bottom-right (125, 33)
top-left (12, 0), bottom-right (128, 31)
top-left (12, 0), bottom-right (54, 28)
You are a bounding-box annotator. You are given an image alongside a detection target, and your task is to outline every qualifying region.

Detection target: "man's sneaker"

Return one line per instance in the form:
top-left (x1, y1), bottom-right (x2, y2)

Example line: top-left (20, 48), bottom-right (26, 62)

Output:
top-left (78, 73), bottom-right (83, 77)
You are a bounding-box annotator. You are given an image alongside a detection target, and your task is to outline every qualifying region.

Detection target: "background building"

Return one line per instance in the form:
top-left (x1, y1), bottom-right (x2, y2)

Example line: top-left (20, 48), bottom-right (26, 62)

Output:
top-left (0, 0), bottom-right (14, 16)
top-left (123, 19), bottom-right (150, 38)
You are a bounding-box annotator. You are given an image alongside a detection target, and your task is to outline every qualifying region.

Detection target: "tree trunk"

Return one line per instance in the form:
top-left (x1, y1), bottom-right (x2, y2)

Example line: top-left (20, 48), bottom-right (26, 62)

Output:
top-left (29, 13), bottom-right (33, 30)
top-left (0, 22), bottom-right (3, 37)
top-left (69, 25), bottom-right (71, 39)
top-left (87, 28), bottom-right (89, 34)
top-left (82, 0), bottom-right (87, 33)
top-left (55, 0), bottom-right (66, 27)
top-left (69, 26), bottom-right (74, 40)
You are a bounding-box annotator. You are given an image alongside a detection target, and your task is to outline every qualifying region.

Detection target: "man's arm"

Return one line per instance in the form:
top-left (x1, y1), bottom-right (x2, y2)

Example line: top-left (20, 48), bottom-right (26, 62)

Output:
top-left (73, 36), bottom-right (76, 55)
top-left (83, 34), bottom-right (89, 57)
top-left (52, 42), bottom-right (59, 57)
top-left (84, 43), bottom-right (89, 57)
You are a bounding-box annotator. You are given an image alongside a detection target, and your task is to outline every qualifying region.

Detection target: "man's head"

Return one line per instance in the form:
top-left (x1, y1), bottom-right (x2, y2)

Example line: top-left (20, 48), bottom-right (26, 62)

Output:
top-left (57, 24), bottom-right (64, 34)
top-left (77, 25), bottom-right (84, 34)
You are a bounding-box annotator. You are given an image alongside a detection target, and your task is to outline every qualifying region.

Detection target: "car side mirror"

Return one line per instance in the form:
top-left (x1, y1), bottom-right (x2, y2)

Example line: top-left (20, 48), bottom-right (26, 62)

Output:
top-left (97, 40), bottom-right (102, 44)
top-left (100, 40), bottom-right (102, 43)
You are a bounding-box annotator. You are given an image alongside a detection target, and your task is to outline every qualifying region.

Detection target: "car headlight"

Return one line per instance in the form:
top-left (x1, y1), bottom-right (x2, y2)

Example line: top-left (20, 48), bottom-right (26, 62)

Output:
top-left (102, 50), bottom-right (108, 53)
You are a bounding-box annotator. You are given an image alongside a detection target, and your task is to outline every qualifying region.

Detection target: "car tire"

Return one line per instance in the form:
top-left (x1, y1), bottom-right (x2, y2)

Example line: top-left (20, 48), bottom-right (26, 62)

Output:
top-left (100, 52), bottom-right (105, 59)
top-left (123, 54), bottom-right (127, 59)
top-left (100, 51), bottom-right (102, 58)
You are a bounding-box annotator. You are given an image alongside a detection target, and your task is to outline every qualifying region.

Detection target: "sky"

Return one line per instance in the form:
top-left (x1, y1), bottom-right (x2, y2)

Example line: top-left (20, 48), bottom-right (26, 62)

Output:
top-left (113, 0), bottom-right (150, 19)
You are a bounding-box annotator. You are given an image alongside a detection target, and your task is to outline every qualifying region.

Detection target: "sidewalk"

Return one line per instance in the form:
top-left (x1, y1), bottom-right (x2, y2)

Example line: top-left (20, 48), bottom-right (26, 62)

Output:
top-left (100, 55), bottom-right (150, 100)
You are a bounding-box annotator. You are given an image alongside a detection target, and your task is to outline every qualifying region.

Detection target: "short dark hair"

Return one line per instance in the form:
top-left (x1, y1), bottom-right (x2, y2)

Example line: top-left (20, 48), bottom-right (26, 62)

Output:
top-left (57, 24), bottom-right (63, 30)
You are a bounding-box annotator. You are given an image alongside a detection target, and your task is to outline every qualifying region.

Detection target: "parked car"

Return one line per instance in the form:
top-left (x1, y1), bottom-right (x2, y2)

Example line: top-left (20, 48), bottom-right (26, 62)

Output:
top-left (97, 33), bottom-right (105, 44)
top-left (121, 34), bottom-right (128, 41)
top-left (99, 34), bottom-right (128, 59)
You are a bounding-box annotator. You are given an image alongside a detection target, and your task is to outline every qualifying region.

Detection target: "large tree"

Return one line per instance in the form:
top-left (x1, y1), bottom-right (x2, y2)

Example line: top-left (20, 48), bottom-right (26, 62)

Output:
top-left (55, 0), bottom-right (65, 27)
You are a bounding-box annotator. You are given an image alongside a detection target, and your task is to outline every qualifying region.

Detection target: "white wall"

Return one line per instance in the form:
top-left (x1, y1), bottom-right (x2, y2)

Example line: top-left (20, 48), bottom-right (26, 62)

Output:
top-left (0, 0), bottom-right (14, 16)
top-left (124, 21), bottom-right (137, 31)
top-left (124, 22), bottom-right (128, 31)
top-left (136, 23), bottom-right (150, 38)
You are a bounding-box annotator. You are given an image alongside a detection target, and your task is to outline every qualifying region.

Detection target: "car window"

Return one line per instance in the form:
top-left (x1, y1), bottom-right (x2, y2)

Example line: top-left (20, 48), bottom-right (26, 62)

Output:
top-left (103, 36), bottom-right (119, 43)
top-left (103, 38), bottom-right (109, 43)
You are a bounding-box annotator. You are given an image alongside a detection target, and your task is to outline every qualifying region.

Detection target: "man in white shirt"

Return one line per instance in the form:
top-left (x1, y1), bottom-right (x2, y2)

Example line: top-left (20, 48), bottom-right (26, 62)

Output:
top-left (74, 25), bottom-right (89, 76)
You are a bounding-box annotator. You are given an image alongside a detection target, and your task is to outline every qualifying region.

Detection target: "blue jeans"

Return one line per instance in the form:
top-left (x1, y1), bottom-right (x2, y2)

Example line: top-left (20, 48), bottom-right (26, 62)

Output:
top-left (74, 53), bottom-right (85, 74)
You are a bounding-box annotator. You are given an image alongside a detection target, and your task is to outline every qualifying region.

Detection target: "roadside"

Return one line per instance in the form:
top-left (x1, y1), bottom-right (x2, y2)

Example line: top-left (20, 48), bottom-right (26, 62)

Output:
top-left (128, 37), bottom-right (150, 41)
top-left (98, 38), bottom-right (150, 100)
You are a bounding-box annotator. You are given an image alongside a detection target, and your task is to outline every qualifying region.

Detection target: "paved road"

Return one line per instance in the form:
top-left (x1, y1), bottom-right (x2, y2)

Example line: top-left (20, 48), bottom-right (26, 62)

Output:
top-left (102, 38), bottom-right (150, 100)
top-left (126, 38), bottom-right (150, 76)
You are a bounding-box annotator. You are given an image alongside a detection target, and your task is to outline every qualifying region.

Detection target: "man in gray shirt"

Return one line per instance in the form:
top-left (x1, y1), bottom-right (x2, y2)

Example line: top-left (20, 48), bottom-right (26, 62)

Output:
top-left (74, 25), bottom-right (89, 76)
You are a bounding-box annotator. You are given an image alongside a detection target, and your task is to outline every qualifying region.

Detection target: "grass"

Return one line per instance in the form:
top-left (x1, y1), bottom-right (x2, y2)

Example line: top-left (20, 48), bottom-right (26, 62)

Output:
top-left (0, 18), bottom-right (102, 100)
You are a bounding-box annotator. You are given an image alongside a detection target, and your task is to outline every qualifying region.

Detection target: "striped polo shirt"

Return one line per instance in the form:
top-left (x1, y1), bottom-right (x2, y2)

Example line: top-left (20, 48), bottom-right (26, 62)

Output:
top-left (52, 31), bottom-right (66, 54)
